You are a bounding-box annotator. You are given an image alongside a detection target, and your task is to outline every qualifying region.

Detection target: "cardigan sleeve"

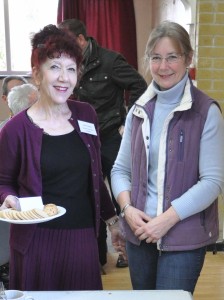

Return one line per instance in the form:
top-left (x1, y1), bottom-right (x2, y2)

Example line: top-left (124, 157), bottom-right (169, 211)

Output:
top-left (111, 107), bottom-right (133, 199)
top-left (0, 123), bottom-right (20, 202)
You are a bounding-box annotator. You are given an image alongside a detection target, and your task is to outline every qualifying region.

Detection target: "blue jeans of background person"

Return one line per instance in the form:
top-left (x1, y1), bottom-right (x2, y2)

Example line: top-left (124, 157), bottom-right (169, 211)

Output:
top-left (126, 240), bottom-right (206, 294)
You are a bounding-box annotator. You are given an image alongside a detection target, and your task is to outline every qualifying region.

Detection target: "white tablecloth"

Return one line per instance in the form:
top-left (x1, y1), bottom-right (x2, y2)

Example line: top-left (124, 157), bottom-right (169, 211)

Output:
top-left (25, 290), bottom-right (193, 300)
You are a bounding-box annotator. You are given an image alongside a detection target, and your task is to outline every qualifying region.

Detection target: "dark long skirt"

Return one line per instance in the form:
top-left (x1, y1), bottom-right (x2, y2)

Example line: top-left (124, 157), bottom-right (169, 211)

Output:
top-left (9, 227), bottom-right (102, 291)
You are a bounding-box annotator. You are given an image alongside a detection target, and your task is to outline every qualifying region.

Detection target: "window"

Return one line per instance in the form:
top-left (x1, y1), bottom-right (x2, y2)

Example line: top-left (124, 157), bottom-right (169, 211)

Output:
top-left (0, 0), bottom-right (58, 76)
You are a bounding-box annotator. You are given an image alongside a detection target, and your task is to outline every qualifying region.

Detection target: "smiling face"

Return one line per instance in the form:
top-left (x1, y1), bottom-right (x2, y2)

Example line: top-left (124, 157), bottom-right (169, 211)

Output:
top-left (33, 53), bottom-right (77, 105)
top-left (149, 37), bottom-right (192, 90)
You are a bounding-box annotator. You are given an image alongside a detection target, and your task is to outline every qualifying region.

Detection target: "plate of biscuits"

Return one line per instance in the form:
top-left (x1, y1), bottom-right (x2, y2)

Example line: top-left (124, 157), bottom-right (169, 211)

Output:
top-left (0, 203), bottom-right (66, 224)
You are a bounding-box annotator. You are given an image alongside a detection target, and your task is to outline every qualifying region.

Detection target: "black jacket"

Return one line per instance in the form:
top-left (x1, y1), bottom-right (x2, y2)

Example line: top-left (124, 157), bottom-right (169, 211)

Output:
top-left (74, 37), bottom-right (147, 138)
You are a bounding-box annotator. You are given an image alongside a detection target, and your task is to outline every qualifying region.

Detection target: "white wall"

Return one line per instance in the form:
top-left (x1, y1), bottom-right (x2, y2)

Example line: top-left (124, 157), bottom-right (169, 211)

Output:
top-left (134, 0), bottom-right (197, 83)
top-left (133, 0), bottom-right (153, 83)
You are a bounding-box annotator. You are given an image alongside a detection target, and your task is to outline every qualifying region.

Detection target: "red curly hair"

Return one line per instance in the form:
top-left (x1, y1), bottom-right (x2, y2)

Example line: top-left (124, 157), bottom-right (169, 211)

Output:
top-left (31, 24), bottom-right (82, 69)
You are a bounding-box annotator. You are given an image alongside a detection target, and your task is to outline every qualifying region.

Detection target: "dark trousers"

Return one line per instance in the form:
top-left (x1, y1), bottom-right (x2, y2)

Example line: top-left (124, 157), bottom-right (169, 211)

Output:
top-left (98, 131), bottom-right (122, 265)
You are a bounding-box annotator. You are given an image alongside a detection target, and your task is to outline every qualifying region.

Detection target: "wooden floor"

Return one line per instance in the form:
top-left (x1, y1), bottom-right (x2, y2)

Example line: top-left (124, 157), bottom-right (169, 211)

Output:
top-left (102, 250), bottom-right (224, 300)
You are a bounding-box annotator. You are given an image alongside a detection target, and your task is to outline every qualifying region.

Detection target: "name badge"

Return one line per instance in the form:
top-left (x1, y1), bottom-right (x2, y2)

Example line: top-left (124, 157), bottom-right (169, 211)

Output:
top-left (78, 120), bottom-right (97, 136)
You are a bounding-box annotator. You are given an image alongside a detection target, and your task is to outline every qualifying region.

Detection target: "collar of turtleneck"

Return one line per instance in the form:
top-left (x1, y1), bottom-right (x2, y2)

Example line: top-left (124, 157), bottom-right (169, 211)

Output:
top-left (153, 72), bottom-right (189, 105)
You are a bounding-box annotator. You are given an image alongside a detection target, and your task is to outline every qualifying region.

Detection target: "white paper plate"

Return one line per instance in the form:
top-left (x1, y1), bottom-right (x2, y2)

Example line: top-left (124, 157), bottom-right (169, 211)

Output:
top-left (0, 206), bottom-right (66, 224)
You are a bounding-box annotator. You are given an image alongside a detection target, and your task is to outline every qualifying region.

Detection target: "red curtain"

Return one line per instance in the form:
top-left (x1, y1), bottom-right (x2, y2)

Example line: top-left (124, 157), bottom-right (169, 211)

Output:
top-left (57, 0), bottom-right (138, 69)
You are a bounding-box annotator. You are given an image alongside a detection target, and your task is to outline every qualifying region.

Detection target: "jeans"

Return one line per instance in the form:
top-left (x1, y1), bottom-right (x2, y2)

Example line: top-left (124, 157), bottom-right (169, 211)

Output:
top-left (126, 240), bottom-right (206, 294)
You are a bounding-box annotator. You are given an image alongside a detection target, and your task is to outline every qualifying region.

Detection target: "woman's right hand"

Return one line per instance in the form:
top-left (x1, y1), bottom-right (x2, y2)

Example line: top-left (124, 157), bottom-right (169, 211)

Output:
top-left (117, 191), bottom-right (151, 233)
top-left (1, 195), bottom-right (20, 210)
top-left (124, 205), bottom-right (151, 233)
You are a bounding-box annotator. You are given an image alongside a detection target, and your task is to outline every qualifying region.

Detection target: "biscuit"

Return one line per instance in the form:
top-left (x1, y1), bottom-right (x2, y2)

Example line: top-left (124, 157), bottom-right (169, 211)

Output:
top-left (20, 211), bottom-right (31, 220)
top-left (32, 208), bottom-right (49, 218)
top-left (14, 211), bottom-right (24, 220)
top-left (3, 210), bottom-right (13, 219)
top-left (0, 205), bottom-right (58, 220)
top-left (10, 210), bottom-right (20, 220)
top-left (0, 210), bottom-right (8, 219)
top-left (43, 204), bottom-right (58, 216)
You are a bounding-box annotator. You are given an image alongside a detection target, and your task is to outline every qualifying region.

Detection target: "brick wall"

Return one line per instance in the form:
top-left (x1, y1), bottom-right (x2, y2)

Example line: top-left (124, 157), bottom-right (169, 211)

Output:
top-left (196, 1), bottom-right (224, 240)
top-left (196, 0), bottom-right (224, 111)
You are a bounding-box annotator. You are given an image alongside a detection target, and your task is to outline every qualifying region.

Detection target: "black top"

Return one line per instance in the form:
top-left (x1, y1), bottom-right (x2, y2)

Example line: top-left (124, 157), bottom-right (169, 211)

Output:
top-left (39, 130), bottom-right (94, 229)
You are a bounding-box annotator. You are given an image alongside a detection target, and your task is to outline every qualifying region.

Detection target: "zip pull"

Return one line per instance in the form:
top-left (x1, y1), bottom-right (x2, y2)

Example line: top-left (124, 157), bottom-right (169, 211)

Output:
top-left (179, 130), bottom-right (183, 143)
top-left (158, 243), bottom-right (163, 255)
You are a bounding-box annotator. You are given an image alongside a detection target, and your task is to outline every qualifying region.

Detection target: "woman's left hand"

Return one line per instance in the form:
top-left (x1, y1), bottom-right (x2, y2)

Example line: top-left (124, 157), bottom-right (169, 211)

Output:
top-left (134, 207), bottom-right (180, 243)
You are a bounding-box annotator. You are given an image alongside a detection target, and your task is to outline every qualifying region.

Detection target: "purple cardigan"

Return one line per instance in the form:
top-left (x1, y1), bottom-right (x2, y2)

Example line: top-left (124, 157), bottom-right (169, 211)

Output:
top-left (0, 100), bottom-right (115, 254)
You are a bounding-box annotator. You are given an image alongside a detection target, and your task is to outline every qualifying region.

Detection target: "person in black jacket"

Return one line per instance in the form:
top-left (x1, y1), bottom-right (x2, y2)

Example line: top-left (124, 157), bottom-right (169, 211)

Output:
top-left (59, 18), bottom-right (147, 268)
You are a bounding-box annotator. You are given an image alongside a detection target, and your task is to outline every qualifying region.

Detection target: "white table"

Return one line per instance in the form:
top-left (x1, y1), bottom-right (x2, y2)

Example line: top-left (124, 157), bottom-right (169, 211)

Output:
top-left (25, 290), bottom-right (193, 300)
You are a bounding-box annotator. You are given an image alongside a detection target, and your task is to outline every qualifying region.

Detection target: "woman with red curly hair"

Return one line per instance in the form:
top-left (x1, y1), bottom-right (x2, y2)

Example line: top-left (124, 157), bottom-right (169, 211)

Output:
top-left (0, 25), bottom-right (125, 291)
